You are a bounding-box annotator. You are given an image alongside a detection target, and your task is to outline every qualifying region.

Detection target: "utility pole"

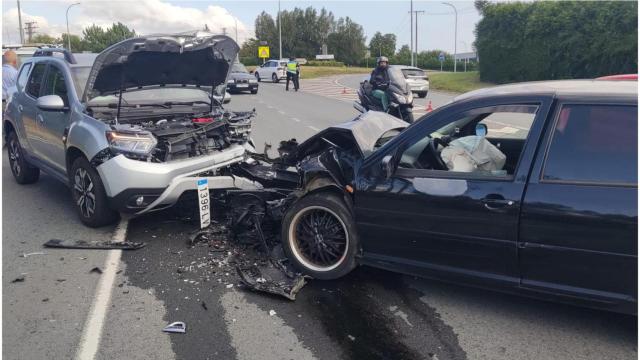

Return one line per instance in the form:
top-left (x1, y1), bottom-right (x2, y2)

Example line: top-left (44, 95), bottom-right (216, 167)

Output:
top-left (442, 2), bottom-right (458, 72)
top-left (17, 0), bottom-right (24, 44)
top-left (278, 0), bottom-right (282, 60)
top-left (24, 21), bottom-right (37, 43)
top-left (410, 0), bottom-right (413, 66)
top-left (66, 2), bottom-right (80, 51)
top-left (409, 10), bottom-right (425, 67)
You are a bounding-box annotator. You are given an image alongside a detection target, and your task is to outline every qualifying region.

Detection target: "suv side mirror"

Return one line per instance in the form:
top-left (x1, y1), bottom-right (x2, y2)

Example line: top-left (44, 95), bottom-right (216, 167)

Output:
top-left (381, 155), bottom-right (396, 179)
top-left (37, 95), bottom-right (66, 111)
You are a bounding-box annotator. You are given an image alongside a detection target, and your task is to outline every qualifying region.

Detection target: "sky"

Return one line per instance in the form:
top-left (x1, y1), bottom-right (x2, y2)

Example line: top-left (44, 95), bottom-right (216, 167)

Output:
top-left (2, 0), bottom-right (481, 54)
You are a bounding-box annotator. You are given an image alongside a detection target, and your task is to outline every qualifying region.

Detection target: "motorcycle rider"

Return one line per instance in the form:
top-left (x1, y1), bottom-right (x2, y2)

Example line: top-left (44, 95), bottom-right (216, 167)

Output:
top-left (369, 56), bottom-right (390, 112)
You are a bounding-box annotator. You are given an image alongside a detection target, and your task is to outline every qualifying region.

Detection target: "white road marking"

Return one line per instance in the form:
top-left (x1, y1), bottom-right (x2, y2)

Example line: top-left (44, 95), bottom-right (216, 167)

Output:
top-left (308, 126), bottom-right (320, 131)
top-left (291, 118), bottom-right (301, 122)
top-left (278, 110), bottom-right (286, 115)
top-left (76, 218), bottom-right (129, 360)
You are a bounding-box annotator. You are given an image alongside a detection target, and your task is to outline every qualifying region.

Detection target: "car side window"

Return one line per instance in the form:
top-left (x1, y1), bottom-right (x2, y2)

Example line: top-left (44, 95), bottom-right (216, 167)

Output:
top-left (16, 63), bottom-right (32, 91)
top-left (25, 63), bottom-right (47, 98)
top-left (542, 104), bottom-right (637, 185)
top-left (399, 104), bottom-right (539, 178)
top-left (41, 65), bottom-right (70, 106)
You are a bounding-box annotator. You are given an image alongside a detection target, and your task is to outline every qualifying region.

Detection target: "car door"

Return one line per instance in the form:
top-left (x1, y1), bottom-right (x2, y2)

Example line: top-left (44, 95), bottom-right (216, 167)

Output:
top-left (258, 61), bottom-right (272, 78)
top-left (519, 101), bottom-right (637, 311)
top-left (18, 62), bottom-right (47, 158)
top-left (37, 63), bottom-right (72, 172)
top-left (355, 96), bottom-right (552, 286)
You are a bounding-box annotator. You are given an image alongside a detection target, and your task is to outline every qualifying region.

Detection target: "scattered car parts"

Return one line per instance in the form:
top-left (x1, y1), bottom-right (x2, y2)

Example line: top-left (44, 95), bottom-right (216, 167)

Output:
top-left (162, 321), bottom-right (187, 334)
top-left (44, 239), bottom-right (145, 250)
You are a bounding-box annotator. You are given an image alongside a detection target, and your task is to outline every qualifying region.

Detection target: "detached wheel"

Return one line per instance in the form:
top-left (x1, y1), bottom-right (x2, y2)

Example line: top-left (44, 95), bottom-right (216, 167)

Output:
top-left (255, 72), bottom-right (261, 82)
top-left (272, 73), bottom-right (279, 83)
top-left (7, 131), bottom-right (39, 184)
top-left (282, 192), bottom-right (358, 280)
top-left (70, 157), bottom-right (118, 227)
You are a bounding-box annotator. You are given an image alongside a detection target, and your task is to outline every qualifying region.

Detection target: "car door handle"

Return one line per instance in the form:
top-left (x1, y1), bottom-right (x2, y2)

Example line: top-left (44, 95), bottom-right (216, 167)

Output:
top-left (482, 197), bottom-right (514, 210)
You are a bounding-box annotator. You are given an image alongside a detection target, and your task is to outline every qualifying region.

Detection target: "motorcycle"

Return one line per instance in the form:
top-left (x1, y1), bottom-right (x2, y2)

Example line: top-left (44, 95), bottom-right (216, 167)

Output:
top-left (353, 66), bottom-right (415, 123)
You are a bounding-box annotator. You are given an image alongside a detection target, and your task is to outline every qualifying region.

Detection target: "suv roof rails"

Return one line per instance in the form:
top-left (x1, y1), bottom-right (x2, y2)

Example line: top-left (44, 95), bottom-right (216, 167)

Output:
top-left (32, 48), bottom-right (77, 64)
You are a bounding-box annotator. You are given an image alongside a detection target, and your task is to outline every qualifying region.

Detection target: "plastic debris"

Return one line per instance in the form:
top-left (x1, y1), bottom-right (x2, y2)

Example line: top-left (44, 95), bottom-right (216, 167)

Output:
top-left (21, 252), bottom-right (46, 258)
top-left (236, 264), bottom-right (307, 301)
top-left (269, 310), bottom-right (276, 316)
top-left (162, 321), bottom-right (187, 334)
top-left (44, 239), bottom-right (145, 250)
top-left (89, 267), bottom-right (103, 274)
top-left (11, 276), bottom-right (25, 283)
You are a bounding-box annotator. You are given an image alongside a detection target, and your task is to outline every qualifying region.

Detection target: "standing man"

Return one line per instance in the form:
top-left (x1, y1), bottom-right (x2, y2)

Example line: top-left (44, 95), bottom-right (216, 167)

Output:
top-left (369, 56), bottom-right (390, 112)
top-left (2, 50), bottom-right (19, 110)
top-left (285, 56), bottom-right (300, 91)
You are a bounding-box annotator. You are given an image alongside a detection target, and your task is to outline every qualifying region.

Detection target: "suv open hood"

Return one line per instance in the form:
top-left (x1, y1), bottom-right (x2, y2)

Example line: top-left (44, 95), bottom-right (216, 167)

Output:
top-left (82, 32), bottom-right (239, 102)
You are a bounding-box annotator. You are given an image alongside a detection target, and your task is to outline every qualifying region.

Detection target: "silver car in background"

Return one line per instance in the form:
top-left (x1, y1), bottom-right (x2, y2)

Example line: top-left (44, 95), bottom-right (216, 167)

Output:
top-left (394, 65), bottom-right (429, 98)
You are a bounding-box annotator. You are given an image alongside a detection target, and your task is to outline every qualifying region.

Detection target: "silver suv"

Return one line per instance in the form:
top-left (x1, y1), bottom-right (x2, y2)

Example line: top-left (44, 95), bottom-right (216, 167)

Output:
top-left (3, 32), bottom-right (261, 227)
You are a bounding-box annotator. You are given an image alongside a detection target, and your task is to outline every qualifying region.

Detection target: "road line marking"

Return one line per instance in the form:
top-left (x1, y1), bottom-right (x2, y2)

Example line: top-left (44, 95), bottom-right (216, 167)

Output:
top-left (291, 118), bottom-right (301, 122)
top-left (308, 126), bottom-right (320, 131)
top-left (76, 218), bottom-right (129, 360)
top-left (278, 110), bottom-right (285, 115)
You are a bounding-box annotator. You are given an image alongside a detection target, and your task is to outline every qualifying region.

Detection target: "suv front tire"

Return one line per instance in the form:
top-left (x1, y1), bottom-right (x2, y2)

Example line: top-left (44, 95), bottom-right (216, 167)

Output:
top-left (70, 157), bottom-right (119, 227)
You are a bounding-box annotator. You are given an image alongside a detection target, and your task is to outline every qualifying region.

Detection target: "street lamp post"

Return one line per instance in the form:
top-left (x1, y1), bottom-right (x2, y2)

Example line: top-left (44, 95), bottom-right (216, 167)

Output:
top-left (442, 2), bottom-right (457, 72)
top-left (66, 2), bottom-right (80, 51)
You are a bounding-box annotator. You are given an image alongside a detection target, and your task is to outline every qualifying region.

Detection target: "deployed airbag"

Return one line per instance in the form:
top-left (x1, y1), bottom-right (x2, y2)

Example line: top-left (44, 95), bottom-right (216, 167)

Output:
top-left (440, 135), bottom-right (506, 173)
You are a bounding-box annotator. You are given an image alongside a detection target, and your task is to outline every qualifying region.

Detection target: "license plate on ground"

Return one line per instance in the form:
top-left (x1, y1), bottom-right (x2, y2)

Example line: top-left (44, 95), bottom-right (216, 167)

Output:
top-left (197, 178), bottom-right (210, 229)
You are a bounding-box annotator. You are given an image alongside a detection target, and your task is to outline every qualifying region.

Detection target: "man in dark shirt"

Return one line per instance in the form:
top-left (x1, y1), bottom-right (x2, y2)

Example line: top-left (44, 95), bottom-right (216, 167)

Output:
top-left (369, 56), bottom-right (390, 111)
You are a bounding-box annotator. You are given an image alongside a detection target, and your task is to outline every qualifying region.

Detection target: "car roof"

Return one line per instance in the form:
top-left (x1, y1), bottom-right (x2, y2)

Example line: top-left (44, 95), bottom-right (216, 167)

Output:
top-left (390, 65), bottom-right (423, 71)
top-left (455, 79), bottom-right (638, 102)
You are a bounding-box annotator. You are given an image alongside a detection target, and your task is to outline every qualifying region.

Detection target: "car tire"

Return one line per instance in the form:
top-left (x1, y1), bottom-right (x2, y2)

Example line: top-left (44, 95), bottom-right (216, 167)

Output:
top-left (70, 156), bottom-right (119, 228)
top-left (251, 89), bottom-right (258, 94)
top-left (281, 192), bottom-right (358, 280)
top-left (255, 72), bottom-right (261, 82)
top-left (272, 73), bottom-right (279, 83)
top-left (7, 131), bottom-right (40, 184)
top-left (417, 91), bottom-right (427, 98)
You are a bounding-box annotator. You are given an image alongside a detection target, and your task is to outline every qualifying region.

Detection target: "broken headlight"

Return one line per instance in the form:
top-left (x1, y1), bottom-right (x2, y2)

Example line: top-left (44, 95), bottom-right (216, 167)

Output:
top-left (106, 130), bottom-right (157, 157)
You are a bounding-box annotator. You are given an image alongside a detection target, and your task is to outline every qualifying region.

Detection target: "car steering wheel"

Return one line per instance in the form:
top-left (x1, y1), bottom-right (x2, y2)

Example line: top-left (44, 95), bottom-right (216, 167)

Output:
top-left (429, 138), bottom-right (448, 170)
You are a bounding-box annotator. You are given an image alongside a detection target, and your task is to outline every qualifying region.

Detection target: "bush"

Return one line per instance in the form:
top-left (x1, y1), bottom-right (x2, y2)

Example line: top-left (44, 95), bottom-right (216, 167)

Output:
top-left (239, 57), bottom-right (261, 66)
top-left (306, 60), bottom-right (345, 67)
top-left (475, 1), bottom-right (638, 83)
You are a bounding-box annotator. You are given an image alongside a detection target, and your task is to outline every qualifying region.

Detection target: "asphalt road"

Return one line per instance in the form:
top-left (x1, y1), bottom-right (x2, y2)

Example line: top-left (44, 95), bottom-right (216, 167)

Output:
top-left (2, 75), bottom-right (636, 360)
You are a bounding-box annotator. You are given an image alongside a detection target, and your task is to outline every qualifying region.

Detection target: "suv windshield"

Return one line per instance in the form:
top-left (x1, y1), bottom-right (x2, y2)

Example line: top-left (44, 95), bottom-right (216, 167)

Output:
top-left (231, 63), bottom-right (248, 73)
top-left (87, 87), bottom-right (212, 106)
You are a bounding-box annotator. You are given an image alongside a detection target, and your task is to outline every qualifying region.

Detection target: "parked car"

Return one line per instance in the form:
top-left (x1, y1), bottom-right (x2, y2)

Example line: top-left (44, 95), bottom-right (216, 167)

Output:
top-left (226, 62), bottom-right (258, 94)
top-left (395, 65), bottom-right (429, 98)
top-left (254, 59), bottom-right (288, 83)
top-left (3, 33), bottom-right (260, 227)
top-left (241, 80), bottom-right (638, 314)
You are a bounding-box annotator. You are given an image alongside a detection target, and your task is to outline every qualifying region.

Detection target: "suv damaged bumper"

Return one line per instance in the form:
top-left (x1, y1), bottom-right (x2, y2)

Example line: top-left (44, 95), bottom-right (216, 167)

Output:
top-left (97, 144), bottom-right (263, 214)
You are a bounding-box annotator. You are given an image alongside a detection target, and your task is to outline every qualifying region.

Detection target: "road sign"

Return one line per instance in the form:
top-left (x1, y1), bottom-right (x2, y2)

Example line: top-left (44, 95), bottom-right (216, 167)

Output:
top-left (438, 52), bottom-right (445, 62)
top-left (258, 46), bottom-right (270, 59)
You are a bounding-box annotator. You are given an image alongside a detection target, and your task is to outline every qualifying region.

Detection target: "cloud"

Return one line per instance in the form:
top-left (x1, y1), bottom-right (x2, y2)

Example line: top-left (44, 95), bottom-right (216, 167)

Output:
top-left (3, 0), bottom-right (249, 45)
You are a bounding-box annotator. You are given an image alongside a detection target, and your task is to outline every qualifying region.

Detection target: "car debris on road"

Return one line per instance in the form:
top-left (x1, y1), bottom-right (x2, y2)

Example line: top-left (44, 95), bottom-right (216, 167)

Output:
top-left (44, 239), bottom-right (146, 250)
top-left (162, 321), bottom-right (187, 334)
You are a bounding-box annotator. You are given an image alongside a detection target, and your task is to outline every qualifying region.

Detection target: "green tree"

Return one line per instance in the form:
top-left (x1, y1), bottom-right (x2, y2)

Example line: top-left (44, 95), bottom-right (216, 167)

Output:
top-left (83, 22), bottom-right (136, 53)
top-left (327, 17), bottom-right (366, 65)
top-left (60, 34), bottom-right (89, 52)
top-left (31, 34), bottom-right (58, 44)
top-left (369, 32), bottom-right (396, 58)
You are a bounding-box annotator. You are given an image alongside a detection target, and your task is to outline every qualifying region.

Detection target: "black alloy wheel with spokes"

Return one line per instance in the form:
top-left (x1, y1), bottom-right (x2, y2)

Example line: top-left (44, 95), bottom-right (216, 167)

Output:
top-left (7, 131), bottom-right (39, 184)
top-left (282, 192), bottom-right (358, 280)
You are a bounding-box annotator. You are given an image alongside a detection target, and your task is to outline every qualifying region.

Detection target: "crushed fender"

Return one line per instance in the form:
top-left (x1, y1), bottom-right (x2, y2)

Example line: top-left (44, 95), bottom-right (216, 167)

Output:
top-left (237, 263), bottom-right (308, 301)
top-left (44, 239), bottom-right (145, 250)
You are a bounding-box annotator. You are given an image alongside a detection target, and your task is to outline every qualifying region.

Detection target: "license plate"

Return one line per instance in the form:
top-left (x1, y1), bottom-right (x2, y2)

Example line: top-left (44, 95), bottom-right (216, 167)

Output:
top-left (236, 84), bottom-right (248, 88)
top-left (197, 178), bottom-right (210, 229)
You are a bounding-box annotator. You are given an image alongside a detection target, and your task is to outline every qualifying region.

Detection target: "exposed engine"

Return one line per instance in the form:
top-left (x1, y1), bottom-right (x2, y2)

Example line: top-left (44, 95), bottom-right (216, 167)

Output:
top-left (98, 109), bottom-right (254, 162)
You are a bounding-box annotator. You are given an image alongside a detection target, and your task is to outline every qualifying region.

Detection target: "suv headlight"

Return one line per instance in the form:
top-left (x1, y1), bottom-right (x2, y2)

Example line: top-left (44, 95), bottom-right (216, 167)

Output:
top-left (106, 130), bottom-right (157, 156)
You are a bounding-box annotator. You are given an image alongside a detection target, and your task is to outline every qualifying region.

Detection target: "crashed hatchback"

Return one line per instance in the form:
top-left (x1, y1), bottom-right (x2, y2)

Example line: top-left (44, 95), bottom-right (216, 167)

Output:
top-left (4, 32), bottom-right (258, 227)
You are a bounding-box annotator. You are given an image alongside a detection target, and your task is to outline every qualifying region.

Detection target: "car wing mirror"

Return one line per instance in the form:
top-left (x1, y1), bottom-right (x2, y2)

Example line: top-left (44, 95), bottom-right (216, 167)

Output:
top-left (381, 154), bottom-right (396, 179)
top-left (37, 95), bottom-right (66, 111)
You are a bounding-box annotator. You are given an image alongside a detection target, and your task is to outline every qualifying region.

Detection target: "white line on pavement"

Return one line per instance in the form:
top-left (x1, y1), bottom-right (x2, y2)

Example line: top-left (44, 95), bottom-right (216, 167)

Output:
top-left (291, 118), bottom-right (301, 122)
top-left (308, 126), bottom-right (320, 131)
top-left (75, 218), bottom-right (129, 360)
top-left (278, 110), bottom-right (285, 115)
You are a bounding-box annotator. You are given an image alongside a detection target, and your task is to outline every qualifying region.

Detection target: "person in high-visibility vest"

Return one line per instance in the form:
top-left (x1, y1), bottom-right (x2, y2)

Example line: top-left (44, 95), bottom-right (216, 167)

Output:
top-left (285, 57), bottom-right (300, 91)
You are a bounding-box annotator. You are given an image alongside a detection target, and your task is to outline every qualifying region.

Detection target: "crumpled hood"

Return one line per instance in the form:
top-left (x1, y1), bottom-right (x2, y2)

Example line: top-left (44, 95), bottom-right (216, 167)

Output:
top-left (82, 31), bottom-right (239, 102)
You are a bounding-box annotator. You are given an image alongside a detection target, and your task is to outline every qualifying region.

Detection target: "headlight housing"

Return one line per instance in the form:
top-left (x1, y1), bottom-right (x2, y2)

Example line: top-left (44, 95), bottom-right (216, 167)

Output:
top-left (228, 79), bottom-right (236, 84)
top-left (106, 130), bottom-right (157, 156)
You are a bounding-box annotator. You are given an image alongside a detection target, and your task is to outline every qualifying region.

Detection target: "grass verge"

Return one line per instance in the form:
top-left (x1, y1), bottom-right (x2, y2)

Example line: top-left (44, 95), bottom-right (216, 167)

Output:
top-left (247, 65), bottom-right (372, 80)
top-left (428, 71), bottom-right (494, 93)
